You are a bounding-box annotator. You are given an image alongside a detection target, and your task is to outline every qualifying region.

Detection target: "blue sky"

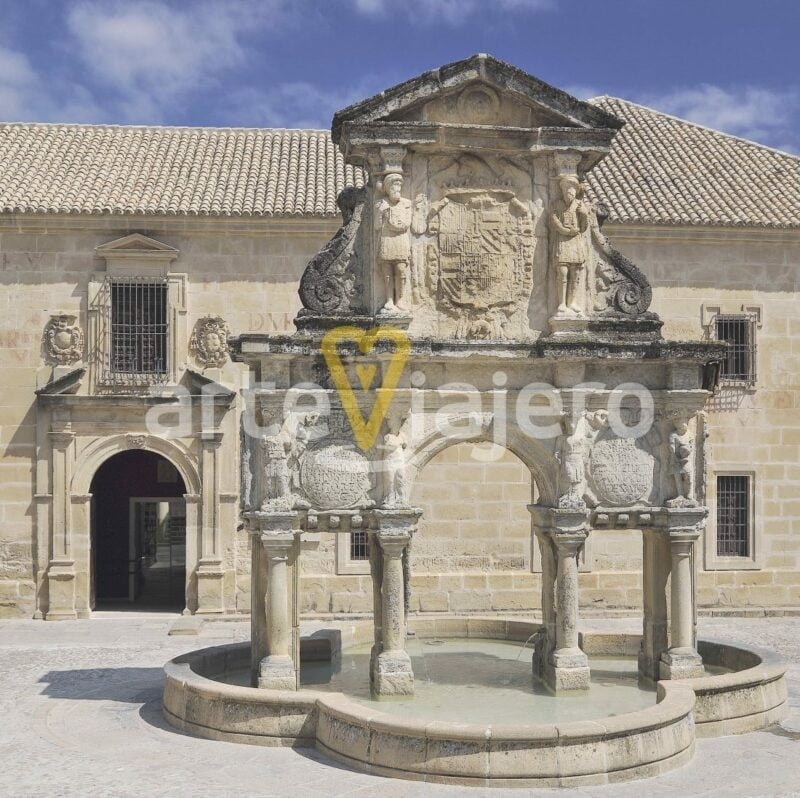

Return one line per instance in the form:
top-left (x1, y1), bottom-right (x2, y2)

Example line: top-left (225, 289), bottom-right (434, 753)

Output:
top-left (1, 0), bottom-right (798, 153)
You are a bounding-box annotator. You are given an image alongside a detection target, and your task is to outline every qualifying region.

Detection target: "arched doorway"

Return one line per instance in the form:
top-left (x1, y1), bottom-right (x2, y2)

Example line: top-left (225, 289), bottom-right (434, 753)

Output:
top-left (90, 450), bottom-right (187, 610)
top-left (409, 441), bottom-right (537, 613)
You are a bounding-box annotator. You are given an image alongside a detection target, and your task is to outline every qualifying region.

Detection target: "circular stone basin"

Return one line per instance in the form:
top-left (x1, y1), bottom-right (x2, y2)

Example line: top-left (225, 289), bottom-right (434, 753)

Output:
top-left (223, 638), bottom-right (656, 724)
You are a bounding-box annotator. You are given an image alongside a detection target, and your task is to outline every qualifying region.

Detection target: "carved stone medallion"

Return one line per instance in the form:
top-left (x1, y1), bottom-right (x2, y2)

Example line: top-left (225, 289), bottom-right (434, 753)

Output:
top-left (588, 435), bottom-right (654, 506)
top-left (43, 314), bottom-right (83, 365)
top-left (299, 441), bottom-right (372, 510)
top-left (190, 316), bottom-right (231, 367)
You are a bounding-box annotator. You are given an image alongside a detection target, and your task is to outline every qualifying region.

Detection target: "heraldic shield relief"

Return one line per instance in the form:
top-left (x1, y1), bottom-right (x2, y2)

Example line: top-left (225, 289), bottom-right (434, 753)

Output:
top-left (429, 188), bottom-right (535, 338)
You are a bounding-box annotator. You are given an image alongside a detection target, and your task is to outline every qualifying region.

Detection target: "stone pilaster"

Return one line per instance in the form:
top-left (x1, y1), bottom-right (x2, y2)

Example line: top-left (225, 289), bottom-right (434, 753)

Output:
top-left (46, 428), bottom-right (77, 621)
top-left (196, 430), bottom-right (225, 615)
top-left (659, 507), bottom-right (706, 680)
top-left (529, 506), bottom-right (590, 691)
top-left (371, 508), bottom-right (421, 697)
top-left (639, 527), bottom-right (670, 680)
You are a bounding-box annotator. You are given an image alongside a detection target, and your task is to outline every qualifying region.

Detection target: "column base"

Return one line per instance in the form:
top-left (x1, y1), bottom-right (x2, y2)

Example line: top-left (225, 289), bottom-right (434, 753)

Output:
top-left (45, 561), bottom-right (76, 621)
top-left (546, 647), bottom-right (591, 692)
top-left (372, 650), bottom-right (414, 697)
top-left (258, 655), bottom-right (297, 691)
top-left (659, 647), bottom-right (704, 679)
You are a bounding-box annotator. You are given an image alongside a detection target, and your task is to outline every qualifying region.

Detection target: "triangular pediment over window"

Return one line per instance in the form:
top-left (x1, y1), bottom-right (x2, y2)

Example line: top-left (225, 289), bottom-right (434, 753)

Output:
top-left (96, 233), bottom-right (179, 257)
top-left (332, 53), bottom-right (623, 142)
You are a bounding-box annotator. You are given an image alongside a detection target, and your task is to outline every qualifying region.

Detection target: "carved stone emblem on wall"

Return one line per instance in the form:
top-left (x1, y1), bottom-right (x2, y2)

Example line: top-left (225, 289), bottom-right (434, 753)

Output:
top-left (125, 433), bottom-right (147, 449)
top-left (427, 187), bottom-right (534, 339)
top-left (42, 314), bottom-right (83, 365)
top-left (299, 441), bottom-right (373, 510)
top-left (190, 316), bottom-right (231, 368)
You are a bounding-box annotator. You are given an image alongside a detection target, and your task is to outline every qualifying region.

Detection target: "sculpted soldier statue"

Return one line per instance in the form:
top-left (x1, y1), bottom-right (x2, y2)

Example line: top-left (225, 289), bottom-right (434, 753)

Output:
top-left (376, 172), bottom-right (413, 312)
top-left (550, 175), bottom-right (589, 315)
top-left (666, 417), bottom-right (697, 506)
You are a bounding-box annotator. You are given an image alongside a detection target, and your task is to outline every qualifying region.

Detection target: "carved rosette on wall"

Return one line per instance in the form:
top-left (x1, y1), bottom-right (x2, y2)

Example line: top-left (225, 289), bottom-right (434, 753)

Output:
top-left (42, 314), bottom-right (83, 365)
top-left (190, 316), bottom-right (231, 368)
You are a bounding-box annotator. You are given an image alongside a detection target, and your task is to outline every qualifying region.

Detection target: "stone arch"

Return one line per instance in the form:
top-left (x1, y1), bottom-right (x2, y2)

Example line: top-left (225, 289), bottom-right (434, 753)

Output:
top-left (406, 416), bottom-right (559, 507)
top-left (71, 434), bottom-right (201, 497)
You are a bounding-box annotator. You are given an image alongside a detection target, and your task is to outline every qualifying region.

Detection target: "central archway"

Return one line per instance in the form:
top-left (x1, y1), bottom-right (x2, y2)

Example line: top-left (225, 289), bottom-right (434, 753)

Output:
top-left (90, 450), bottom-right (187, 610)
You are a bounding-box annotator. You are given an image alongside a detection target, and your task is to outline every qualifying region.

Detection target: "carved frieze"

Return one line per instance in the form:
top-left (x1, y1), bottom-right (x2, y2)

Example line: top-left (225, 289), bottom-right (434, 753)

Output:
top-left (42, 314), bottom-right (83, 365)
top-left (190, 316), bottom-right (231, 368)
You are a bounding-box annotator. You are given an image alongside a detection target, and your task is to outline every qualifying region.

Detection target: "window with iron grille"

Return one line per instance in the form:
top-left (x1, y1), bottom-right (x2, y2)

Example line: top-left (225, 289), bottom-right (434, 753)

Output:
top-left (714, 314), bottom-right (756, 385)
top-left (716, 475), bottom-right (750, 557)
top-left (350, 530), bottom-right (369, 561)
top-left (108, 278), bottom-right (168, 380)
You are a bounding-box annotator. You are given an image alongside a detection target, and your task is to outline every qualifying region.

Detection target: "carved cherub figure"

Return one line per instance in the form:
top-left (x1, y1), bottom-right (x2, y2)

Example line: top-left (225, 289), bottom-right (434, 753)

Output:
top-left (555, 413), bottom-right (589, 509)
top-left (550, 175), bottom-right (589, 315)
top-left (261, 419), bottom-right (292, 509)
top-left (666, 416), bottom-right (697, 507)
top-left (376, 173), bottom-right (413, 312)
top-left (382, 420), bottom-right (409, 508)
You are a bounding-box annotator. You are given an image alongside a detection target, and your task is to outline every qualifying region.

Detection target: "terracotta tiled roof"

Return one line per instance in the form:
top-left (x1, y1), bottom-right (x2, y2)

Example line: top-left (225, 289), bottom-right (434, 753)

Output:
top-left (0, 101), bottom-right (798, 226)
top-left (0, 124), bottom-right (365, 217)
top-left (586, 96), bottom-right (800, 228)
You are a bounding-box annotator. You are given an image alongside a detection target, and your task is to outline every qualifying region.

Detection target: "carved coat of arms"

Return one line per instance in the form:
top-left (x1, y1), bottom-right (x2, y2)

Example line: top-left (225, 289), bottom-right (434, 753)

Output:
top-left (428, 189), bottom-right (534, 338)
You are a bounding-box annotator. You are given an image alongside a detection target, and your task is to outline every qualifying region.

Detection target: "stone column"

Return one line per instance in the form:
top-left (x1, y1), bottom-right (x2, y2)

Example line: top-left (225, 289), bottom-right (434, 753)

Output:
top-left (372, 508), bottom-right (420, 697)
top-left (530, 506), bottom-right (590, 691)
top-left (46, 428), bottom-right (77, 620)
top-left (640, 527), bottom-right (670, 680)
top-left (247, 510), bottom-right (298, 690)
top-left (660, 508), bottom-right (706, 679)
top-left (550, 531), bottom-right (590, 690)
top-left (368, 526), bottom-right (384, 689)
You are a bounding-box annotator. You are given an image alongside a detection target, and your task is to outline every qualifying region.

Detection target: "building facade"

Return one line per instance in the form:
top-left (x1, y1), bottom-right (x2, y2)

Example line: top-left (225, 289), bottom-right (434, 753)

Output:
top-left (0, 70), bottom-right (798, 619)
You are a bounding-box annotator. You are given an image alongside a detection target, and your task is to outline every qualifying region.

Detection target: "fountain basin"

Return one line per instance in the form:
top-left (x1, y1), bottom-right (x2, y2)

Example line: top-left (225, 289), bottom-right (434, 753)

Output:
top-left (163, 619), bottom-right (787, 787)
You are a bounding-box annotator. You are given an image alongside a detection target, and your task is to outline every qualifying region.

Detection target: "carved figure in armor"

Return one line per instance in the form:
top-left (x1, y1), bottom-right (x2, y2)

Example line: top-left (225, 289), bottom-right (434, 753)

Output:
top-left (288, 413), bottom-right (319, 504)
top-left (261, 421), bottom-right (292, 509)
top-left (550, 175), bottom-right (589, 315)
top-left (376, 173), bottom-right (413, 312)
top-left (382, 424), bottom-right (409, 507)
top-left (555, 414), bottom-right (588, 509)
top-left (666, 417), bottom-right (696, 507)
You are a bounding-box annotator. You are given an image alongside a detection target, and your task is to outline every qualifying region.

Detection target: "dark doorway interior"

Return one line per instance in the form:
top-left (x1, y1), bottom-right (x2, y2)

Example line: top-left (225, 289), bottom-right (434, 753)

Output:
top-left (90, 450), bottom-right (187, 610)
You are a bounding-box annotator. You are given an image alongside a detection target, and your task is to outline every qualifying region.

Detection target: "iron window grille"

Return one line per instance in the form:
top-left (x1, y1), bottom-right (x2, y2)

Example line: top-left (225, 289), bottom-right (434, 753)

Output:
top-left (350, 530), bottom-right (369, 561)
top-left (716, 475), bottom-right (750, 557)
top-left (714, 314), bottom-right (757, 386)
top-left (105, 277), bottom-right (169, 384)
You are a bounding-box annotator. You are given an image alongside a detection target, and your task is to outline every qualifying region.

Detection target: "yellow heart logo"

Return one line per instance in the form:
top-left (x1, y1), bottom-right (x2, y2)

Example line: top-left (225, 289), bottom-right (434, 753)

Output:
top-left (321, 326), bottom-right (410, 450)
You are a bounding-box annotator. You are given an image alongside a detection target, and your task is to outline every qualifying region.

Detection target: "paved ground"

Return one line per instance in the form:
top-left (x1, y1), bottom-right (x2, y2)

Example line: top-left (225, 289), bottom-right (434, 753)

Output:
top-left (1, 614), bottom-right (799, 798)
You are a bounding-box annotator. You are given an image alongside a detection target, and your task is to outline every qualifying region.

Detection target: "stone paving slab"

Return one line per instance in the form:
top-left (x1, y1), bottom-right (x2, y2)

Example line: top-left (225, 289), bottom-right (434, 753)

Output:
top-left (0, 616), bottom-right (798, 797)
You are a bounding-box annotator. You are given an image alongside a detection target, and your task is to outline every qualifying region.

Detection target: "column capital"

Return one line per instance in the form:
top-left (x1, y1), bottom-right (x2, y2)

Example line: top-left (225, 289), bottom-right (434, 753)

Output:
top-left (552, 532), bottom-right (587, 555)
top-left (49, 429), bottom-right (75, 449)
top-left (246, 509), bottom-right (300, 537)
top-left (528, 504), bottom-right (590, 536)
top-left (657, 505), bottom-right (707, 542)
top-left (373, 507), bottom-right (422, 536)
top-left (376, 531), bottom-right (412, 557)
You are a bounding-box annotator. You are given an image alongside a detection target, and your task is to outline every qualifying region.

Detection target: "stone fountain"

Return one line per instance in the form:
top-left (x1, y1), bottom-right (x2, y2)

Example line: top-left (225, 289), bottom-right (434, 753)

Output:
top-left (163, 55), bottom-right (788, 786)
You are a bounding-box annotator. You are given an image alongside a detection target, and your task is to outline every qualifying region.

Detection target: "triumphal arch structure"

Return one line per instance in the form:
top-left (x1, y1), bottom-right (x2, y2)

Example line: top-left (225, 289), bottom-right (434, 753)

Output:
top-left (234, 55), bottom-right (725, 694)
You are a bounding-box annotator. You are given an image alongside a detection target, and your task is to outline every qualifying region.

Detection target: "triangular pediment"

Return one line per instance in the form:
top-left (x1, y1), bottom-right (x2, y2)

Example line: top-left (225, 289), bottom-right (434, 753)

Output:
top-left (96, 233), bottom-right (179, 257)
top-left (332, 53), bottom-right (622, 141)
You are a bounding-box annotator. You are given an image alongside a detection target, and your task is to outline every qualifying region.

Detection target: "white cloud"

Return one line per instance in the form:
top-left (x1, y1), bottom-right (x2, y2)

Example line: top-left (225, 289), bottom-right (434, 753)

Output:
top-left (223, 77), bottom-right (388, 129)
top-left (638, 84), bottom-right (799, 152)
top-left (0, 45), bottom-right (103, 122)
top-left (350, 0), bottom-right (553, 25)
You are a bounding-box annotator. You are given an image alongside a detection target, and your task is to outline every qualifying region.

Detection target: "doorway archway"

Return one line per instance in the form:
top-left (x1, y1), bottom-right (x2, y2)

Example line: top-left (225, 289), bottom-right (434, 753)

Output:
top-left (90, 450), bottom-right (187, 610)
